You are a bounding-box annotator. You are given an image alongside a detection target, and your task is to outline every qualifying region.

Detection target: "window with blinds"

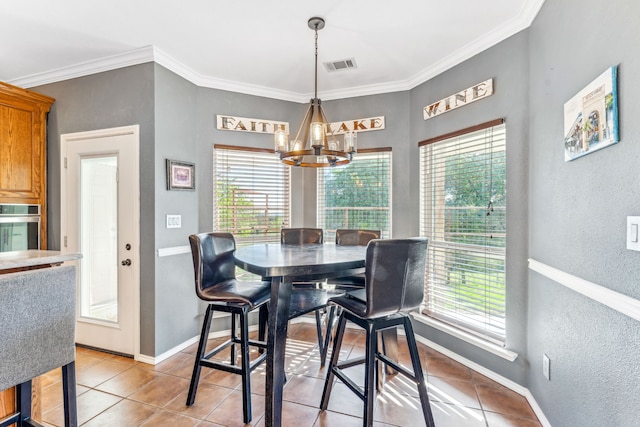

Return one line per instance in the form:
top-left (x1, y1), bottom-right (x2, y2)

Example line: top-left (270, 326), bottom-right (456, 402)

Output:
top-left (317, 148), bottom-right (392, 242)
top-left (213, 145), bottom-right (290, 245)
top-left (419, 120), bottom-right (506, 345)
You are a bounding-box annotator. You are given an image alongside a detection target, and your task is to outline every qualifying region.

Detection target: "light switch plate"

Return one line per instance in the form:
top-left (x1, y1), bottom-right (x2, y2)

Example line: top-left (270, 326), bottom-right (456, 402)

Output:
top-left (627, 216), bottom-right (640, 251)
top-left (166, 214), bottom-right (182, 229)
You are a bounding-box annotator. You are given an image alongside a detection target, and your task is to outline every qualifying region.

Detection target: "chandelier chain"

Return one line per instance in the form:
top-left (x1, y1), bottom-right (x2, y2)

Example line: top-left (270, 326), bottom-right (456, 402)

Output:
top-left (314, 25), bottom-right (319, 99)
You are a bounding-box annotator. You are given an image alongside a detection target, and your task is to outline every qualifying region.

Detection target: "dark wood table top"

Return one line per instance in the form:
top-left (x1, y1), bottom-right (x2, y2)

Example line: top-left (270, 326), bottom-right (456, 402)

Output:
top-left (234, 243), bottom-right (366, 280)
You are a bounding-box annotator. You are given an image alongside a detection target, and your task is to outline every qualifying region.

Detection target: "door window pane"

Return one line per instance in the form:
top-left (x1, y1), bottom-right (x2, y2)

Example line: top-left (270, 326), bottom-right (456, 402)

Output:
top-left (80, 156), bottom-right (118, 322)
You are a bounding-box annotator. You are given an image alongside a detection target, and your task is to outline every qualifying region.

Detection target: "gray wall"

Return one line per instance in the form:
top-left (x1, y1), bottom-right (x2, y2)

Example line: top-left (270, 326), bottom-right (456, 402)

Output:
top-left (152, 64), bottom-right (200, 355)
top-left (527, 0), bottom-right (640, 425)
top-left (32, 1), bottom-right (640, 422)
top-left (409, 31), bottom-right (531, 384)
top-left (36, 64), bottom-right (158, 356)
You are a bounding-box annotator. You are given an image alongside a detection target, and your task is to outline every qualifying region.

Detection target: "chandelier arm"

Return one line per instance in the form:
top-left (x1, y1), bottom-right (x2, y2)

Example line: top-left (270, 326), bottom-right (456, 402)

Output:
top-left (293, 103), bottom-right (313, 144)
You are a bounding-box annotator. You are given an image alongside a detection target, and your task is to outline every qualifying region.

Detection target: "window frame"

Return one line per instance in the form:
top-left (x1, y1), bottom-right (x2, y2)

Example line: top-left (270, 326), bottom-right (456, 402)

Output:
top-left (419, 119), bottom-right (507, 345)
top-left (213, 144), bottom-right (291, 246)
top-left (317, 147), bottom-right (392, 242)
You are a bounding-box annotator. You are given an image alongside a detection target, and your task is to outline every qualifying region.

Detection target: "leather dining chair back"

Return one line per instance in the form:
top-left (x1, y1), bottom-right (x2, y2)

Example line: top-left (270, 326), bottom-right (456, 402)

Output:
top-left (281, 228), bottom-right (323, 244)
top-left (335, 229), bottom-right (380, 246)
top-left (363, 237), bottom-right (427, 318)
top-left (192, 232), bottom-right (236, 299)
top-left (186, 232), bottom-right (270, 424)
top-left (320, 237), bottom-right (435, 427)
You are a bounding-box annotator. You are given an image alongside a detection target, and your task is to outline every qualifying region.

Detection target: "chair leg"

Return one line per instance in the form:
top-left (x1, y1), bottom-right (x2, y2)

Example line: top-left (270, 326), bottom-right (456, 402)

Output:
top-left (319, 305), bottom-right (336, 367)
top-left (186, 305), bottom-right (214, 405)
top-left (62, 361), bottom-right (78, 427)
top-left (230, 312), bottom-right (237, 366)
top-left (239, 308), bottom-right (253, 424)
top-left (320, 313), bottom-right (347, 410)
top-left (314, 309), bottom-right (325, 355)
top-left (16, 379), bottom-right (32, 423)
top-left (258, 304), bottom-right (268, 341)
top-left (403, 317), bottom-right (435, 427)
top-left (364, 323), bottom-right (378, 427)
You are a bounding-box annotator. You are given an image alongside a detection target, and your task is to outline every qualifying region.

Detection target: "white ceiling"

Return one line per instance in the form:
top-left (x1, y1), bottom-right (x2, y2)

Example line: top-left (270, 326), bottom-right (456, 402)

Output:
top-left (0, 0), bottom-right (544, 102)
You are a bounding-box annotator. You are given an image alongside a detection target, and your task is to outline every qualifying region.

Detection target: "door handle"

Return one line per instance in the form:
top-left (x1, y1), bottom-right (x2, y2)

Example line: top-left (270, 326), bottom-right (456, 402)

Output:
top-left (121, 258), bottom-right (132, 266)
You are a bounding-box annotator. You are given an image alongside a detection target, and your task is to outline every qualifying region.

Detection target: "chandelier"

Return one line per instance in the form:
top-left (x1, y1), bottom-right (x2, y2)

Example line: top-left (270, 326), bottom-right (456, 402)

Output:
top-left (274, 17), bottom-right (357, 167)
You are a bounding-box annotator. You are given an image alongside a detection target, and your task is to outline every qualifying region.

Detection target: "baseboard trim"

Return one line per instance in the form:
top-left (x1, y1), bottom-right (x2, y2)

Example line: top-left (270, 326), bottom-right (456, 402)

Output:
top-left (135, 319), bottom-right (315, 365)
top-left (136, 316), bottom-right (550, 425)
top-left (413, 334), bottom-right (552, 427)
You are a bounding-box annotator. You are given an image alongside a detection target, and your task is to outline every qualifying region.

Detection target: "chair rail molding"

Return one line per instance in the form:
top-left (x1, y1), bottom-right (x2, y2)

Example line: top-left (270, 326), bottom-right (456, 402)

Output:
top-left (157, 245), bottom-right (191, 257)
top-left (528, 258), bottom-right (640, 322)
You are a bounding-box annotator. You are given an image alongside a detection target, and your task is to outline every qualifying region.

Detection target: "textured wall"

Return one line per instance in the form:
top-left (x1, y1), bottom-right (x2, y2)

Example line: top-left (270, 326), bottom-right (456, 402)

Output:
top-left (409, 31), bottom-right (531, 384)
top-left (36, 64), bottom-right (157, 356)
top-left (527, 0), bottom-right (640, 425)
top-left (153, 64), bottom-right (200, 355)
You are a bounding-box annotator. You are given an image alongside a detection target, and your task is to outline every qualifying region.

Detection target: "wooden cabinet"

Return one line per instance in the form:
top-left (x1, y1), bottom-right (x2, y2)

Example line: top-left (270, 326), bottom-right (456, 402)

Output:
top-left (0, 81), bottom-right (54, 249)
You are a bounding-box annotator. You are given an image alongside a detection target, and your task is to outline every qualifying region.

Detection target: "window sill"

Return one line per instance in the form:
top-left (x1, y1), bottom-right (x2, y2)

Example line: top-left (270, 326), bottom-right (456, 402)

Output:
top-left (410, 312), bottom-right (518, 362)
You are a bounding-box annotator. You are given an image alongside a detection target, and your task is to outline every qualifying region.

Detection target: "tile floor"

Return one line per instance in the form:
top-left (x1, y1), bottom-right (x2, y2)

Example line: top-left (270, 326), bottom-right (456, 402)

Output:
top-left (37, 321), bottom-right (541, 427)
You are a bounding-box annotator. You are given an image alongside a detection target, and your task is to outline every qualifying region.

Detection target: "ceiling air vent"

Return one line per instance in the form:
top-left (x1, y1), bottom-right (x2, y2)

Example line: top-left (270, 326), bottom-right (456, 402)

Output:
top-left (324, 58), bottom-right (357, 72)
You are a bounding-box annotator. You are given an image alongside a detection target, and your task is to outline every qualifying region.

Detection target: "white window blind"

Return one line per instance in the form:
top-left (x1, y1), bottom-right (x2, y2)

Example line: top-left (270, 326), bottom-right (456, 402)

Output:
top-left (317, 148), bottom-right (392, 242)
top-left (419, 120), bottom-right (506, 345)
top-left (213, 145), bottom-right (290, 245)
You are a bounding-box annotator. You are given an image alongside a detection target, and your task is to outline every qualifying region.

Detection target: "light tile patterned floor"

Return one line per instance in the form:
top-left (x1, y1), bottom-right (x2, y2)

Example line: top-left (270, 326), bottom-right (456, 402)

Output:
top-left (37, 322), bottom-right (541, 426)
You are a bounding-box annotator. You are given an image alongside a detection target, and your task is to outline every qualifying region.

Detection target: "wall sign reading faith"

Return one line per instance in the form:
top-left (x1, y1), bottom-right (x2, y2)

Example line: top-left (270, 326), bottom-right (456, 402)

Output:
top-left (328, 116), bottom-right (385, 134)
top-left (217, 115), bottom-right (289, 134)
top-left (423, 79), bottom-right (493, 120)
top-left (217, 115), bottom-right (384, 135)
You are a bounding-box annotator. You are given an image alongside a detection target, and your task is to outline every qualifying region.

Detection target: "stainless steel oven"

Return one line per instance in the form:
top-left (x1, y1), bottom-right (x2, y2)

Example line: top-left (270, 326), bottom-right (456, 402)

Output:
top-left (0, 204), bottom-right (41, 252)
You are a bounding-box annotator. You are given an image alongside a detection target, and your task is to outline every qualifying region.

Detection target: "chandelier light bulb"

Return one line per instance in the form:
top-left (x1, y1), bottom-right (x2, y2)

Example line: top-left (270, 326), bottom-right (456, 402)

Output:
top-left (344, 131), bottom-right (357, 153)
top-left (310, 122), bottom-right (325, 148)
top-left (274, 128), bottom-right (289, 152)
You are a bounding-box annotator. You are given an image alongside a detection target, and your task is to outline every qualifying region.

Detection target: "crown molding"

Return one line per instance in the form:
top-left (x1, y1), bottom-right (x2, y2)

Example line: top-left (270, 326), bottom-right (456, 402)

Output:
top-left (407, 0), bottom-right (545, 89)
top-left (10, 0), bottom-right (545, 100)
top-left (9, 46), bottom-right (155, 89)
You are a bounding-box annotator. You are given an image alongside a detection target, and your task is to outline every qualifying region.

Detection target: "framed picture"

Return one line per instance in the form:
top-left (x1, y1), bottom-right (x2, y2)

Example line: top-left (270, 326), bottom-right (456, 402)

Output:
top-left (563, 66), bottom-right (619, 161)
top-left (166, 159), bottom-right (195, 190)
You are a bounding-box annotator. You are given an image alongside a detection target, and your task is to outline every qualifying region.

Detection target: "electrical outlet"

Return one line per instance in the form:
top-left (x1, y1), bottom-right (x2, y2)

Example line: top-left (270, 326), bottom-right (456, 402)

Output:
top-left (542, 354), bottom-right (551, 380)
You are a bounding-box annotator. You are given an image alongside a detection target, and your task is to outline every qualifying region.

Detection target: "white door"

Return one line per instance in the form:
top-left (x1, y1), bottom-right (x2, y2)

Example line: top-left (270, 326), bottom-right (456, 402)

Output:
top-left (61, 125), bottom-right (140, 357)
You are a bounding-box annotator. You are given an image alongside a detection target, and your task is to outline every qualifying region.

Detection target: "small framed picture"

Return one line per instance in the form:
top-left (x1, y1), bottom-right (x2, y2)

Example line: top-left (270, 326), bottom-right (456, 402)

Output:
top-left (166, 159), bottom-right (195, 191)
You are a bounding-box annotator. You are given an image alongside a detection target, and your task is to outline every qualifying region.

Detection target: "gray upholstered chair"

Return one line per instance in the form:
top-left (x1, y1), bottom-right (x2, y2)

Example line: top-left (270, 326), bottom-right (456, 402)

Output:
top-left (320, 238), bottom-right (435, 427)
top-left (0, 266), bottom-right (78, 427)
top-left (186, 232), bottom-right (270, 424)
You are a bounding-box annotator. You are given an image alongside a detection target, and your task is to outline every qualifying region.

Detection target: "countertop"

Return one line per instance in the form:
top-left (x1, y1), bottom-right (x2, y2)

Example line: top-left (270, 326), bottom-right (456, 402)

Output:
top-left (0, 250), bottom-right (82, 271)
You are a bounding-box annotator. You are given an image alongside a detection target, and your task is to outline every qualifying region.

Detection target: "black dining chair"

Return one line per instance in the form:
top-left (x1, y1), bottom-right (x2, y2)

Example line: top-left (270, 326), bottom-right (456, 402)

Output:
top-left (186, 232), bottom-right (270, 424)
top-left (280, 227), bottom-right (324, 245)
top-left (319, 229), bottom-right (381, 366)
top-left (280, 227), bottom-right (338, 362)
top-left (329, 229), bottom-right (381, 288)
top-left (320, 237), bottom-right (435, 427)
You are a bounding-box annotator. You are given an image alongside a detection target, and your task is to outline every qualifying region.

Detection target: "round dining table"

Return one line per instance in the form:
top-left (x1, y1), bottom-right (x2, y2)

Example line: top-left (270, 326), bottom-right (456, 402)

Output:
top-left (234, 243), bottom-right (366, 427)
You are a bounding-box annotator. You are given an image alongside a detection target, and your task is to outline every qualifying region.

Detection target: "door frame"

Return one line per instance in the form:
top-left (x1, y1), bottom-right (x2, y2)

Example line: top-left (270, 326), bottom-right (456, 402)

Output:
top-left (60, 124), bottom-right (141, 359)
